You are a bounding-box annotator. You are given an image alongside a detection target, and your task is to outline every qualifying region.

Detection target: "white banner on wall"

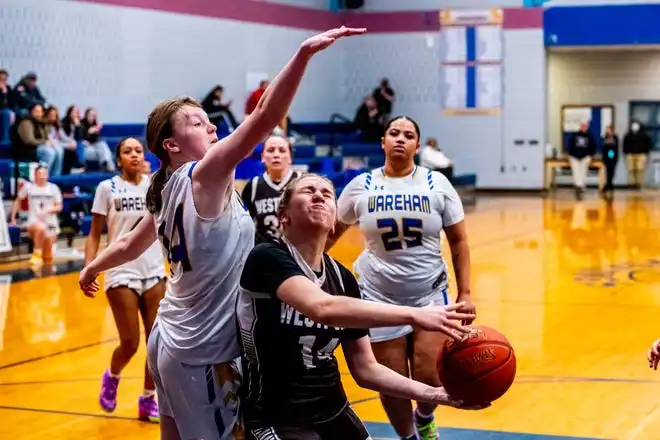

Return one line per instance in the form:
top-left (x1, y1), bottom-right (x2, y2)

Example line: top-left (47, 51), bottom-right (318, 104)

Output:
top-left (439, 8), bottom-right (503, 116)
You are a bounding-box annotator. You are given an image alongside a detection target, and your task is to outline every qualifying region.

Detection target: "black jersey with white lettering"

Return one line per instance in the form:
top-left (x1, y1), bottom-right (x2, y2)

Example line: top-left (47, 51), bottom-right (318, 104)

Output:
top-left (240, 170), bottom-right (299, 240)
top-left (236, 240), bottom-right (367, 425)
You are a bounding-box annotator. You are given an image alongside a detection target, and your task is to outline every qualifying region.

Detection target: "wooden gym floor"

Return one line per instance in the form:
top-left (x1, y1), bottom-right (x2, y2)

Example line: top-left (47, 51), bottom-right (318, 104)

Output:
top-left (2, 191), bottom-right (660, 440)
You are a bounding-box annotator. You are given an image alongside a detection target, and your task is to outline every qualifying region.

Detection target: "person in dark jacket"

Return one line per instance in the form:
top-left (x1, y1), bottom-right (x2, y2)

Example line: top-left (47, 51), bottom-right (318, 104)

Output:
top-left (623, 120), bottom-right (652, 189)
top-left (12, 72), bottom-right (46, 116)
top-left (201, 85), bottom-right (238, 132)
top-left (600, 125), bottom-right (619, 200)
top-left (0, 69), bottom-right (15, 143)
top-left (566, 122), bottom-right (597, 200)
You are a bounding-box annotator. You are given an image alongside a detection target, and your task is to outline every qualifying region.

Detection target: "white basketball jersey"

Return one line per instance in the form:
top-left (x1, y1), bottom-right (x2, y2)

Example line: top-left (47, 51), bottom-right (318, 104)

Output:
top-left (20, 182), bottom-right (62, 233)
top-left (155, 161), bottom-right (255, 366)
top-left (337, 166), bottom-right (464, 305)
top-left (91, 175), bottom-right (165, 289)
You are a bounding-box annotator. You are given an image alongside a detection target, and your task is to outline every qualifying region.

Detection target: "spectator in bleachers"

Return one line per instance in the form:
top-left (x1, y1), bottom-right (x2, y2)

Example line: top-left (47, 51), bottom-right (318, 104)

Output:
top-left (12, 103), bottom-right (64, 176)
top-left (567, 122), bottom-right (597, 200)
top-left (623, 120), bottom-right (652, 189)
top-left (245, 79), bottom-right (269, 118)
top-left (12, 72), bottom-right (46, 117)
top-left (45, 106), bottom-right (78, 176)
top-left (354, 96), bottom-right (384, 142)
top-left (202, 85), bottom-right (238, 132)
top-left (82, 107), bottom-right (115, 171)
top-left (372, 77), bottom-right (394, 118)
top-left (61, 105), bottom-right (87, 174)
top-left (9, 163), bottom-right (63, 266)
top-left (0, 69), bottom-right (15, 143)
top-left (419, 137), bottom-right (453, 182)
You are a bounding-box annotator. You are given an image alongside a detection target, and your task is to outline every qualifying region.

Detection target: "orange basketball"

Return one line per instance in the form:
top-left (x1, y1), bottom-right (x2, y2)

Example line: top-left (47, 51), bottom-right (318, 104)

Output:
top-left (436, 325), bottom-right (516, 405)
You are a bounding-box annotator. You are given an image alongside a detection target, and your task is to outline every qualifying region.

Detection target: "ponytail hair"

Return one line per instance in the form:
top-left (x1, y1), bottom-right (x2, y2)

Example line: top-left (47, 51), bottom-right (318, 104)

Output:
top-left (144, 96), bottom-right (201, 214)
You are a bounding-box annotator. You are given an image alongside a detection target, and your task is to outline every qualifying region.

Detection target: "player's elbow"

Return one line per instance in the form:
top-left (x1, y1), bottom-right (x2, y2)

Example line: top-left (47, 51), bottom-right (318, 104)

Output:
top-left (309, 295), bottom-right (343, 326)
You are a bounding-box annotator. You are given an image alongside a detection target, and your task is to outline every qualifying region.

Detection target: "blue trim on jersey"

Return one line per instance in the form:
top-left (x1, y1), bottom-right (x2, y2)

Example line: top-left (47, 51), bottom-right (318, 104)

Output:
top-left (442, 289), bottom-right (448, 306)
top-left (364, 172), bottom-right (372, 190)
top-left (188, 161), bottom-right (198, 178)
top-left (427, 169), bottom-right (434, 190)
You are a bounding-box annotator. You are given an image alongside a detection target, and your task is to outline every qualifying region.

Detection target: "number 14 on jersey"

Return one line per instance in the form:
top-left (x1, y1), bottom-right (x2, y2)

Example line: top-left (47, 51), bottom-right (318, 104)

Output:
top-left (377, 217), bottom-right (423, 251)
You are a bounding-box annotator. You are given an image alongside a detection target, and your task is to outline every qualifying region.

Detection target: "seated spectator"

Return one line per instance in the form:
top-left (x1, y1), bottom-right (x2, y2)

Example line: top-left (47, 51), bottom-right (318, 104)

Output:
top-left (12, 72), bottom-right (46, 117)
top-left (12, 103), bottom-right (63, 176)
top-left (373, 77), bottom-right (394, 119)
top-left (45, 106), bottom-right (79, 175)
top-left (202, 85), bottom-right (238, 131)
top-left (9, 163), bottom-right (63, 266)
top-left (81, 107), bottom-right (115, 171)
top-left (0, 69), bottom-right (15, 143)
top-left (61, 105), bottom-right (86, 173)
top-left (353, 96), bottom-right (384, 142)
top-left (419, 137), bottom-right (453, 182)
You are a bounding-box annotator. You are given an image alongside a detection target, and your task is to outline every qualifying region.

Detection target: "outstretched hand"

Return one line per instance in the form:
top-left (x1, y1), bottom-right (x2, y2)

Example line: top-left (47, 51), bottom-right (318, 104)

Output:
top-left (79, 267), bottom-right (100, 298)
top-left (426, 387), bottom-right (491, 410)
top-left (300, 26), bottom-right (367, 56)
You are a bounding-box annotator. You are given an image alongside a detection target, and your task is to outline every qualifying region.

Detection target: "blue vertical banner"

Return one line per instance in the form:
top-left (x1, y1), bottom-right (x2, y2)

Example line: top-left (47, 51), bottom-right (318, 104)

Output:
top-left (439, 8), bottom-right (503, 116)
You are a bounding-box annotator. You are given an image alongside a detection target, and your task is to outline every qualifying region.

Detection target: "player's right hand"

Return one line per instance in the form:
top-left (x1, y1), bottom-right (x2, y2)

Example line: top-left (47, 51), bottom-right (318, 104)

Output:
top-left (425, 387), bottom-right (491, 410)
top-left (648, 339), bottom-right (660, 370)
top-left (412, 302), bottom-right (475, 340)
top-left (79, 267), bottom-right (100, 298)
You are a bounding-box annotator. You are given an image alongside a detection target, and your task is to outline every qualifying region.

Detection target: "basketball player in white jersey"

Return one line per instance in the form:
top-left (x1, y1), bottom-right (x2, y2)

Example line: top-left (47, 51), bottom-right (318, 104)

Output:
top-left (83, 137), bottom-right (165, 422)
top-left (9, 164), bottom-right (62, 266)
top-left (329, 116), bottom-right (476, 440)
top-left (79, 26), bottom-right (366, 440)
top-left (240, 134), bottom-right (299, 242)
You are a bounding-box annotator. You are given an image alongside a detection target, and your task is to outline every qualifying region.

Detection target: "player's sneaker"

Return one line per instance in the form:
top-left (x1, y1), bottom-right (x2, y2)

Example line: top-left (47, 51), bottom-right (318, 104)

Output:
top-left (414, 411), bottom-right (439, 440)
top-left (99, 370), bottom-right (119, 412)
top-left (138, 395), bottom-right (160, 423)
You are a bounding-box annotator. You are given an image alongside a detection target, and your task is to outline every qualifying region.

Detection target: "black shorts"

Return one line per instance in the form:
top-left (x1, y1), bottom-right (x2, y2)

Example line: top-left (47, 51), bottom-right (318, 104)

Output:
top-left (246, 405), bottom-right (370, 440)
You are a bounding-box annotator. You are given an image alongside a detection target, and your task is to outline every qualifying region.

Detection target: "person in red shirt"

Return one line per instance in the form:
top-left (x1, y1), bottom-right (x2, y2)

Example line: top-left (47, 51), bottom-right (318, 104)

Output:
top-left (245, 80), bottom-right (269, 118)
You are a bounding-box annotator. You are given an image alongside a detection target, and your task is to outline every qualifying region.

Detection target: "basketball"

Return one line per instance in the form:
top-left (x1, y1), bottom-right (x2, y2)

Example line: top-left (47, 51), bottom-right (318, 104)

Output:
top-left (437, 325), bottom-right (516, 405)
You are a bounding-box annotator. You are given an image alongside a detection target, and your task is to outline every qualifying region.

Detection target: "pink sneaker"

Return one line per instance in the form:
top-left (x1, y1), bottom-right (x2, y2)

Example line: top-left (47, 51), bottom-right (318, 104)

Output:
top-left (138, 395), bottom-right (159, 423)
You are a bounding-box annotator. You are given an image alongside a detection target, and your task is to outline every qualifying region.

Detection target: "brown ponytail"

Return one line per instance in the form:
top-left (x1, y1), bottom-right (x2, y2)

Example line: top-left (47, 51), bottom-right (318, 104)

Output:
top-left (145, 96), bottom-right (201, 214)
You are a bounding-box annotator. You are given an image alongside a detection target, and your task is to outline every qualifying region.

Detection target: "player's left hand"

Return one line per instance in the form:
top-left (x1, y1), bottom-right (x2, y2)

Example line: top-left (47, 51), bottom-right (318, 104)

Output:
top-left (299, 26), bottom-right (367, 56)
top-left (455, 293), bottom-right (476, 325)
top-left (648, 339), bottom-right (660, 370)
top-left (79, 267), bottom-right (100, 298)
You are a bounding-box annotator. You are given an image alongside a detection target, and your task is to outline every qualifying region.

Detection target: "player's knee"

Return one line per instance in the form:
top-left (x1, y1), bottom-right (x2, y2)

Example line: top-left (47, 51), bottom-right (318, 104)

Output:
top-left (412, 351), bottom-right (441, 386)
top-left (118, 335), bottom-right (140, 356)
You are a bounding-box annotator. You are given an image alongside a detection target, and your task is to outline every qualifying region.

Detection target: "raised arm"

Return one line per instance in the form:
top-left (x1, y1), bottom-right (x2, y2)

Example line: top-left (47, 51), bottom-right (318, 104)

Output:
top-left (79, 213), bottom-right (158, 297)
top-left (276, 276), bottom-right (472, 340)
top-left (192, 26), bottom-right (366, 219)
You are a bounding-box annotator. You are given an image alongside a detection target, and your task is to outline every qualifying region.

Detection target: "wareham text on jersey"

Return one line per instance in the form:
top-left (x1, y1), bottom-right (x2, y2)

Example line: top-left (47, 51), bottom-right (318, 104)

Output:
top-left (281, 303), bottom-right (343, 331)
top-left (114, 196), bottom-right (148, 212)
top-left (368, 194), bottom-right (431, 214)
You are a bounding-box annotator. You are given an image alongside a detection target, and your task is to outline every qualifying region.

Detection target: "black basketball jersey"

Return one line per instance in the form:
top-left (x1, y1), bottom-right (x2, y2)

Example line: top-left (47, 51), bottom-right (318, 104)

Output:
top-left (236, 240), bottom-right (367, 425)
top-left (241, 170), bottom-right (299, 240)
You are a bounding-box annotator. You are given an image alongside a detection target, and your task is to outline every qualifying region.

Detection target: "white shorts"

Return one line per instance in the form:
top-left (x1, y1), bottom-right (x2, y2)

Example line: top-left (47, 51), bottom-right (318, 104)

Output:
top-left (106, 276), bottom-right (163, 296)
top-left (360, 284), bottom-right (451, 344)
top-left (148, 322), bottom-right (243, 440)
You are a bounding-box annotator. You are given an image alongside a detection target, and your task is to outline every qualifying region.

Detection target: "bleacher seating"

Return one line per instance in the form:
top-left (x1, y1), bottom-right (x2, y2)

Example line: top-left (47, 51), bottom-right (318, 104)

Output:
top-left (1, 121), bottom-right (478, 253)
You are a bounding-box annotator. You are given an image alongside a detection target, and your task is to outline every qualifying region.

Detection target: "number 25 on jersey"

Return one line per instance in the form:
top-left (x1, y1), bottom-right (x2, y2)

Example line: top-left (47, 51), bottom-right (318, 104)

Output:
top-left (158, 202), bottom-right (192, 274)
top-left (377, 217), bottom-right (423, 251)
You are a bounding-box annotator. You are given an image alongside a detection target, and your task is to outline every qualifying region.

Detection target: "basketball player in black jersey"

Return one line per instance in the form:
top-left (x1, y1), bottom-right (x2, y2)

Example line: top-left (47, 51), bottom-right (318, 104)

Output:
top-left (237, 173), bottom-right (487, 440)
top-left (241, 135), bottom-right (299, 241)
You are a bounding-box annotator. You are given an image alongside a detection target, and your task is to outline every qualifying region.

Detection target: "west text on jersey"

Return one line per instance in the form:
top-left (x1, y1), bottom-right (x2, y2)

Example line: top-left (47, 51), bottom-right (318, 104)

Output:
top-left (280, 303), bottom-right (343, 331)
top-left (114, 196), bottom-right (147, 212)
top-left (367, 194), bottom-right (431, 214)
top-left (255, 197), bottom-right (280, 215)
